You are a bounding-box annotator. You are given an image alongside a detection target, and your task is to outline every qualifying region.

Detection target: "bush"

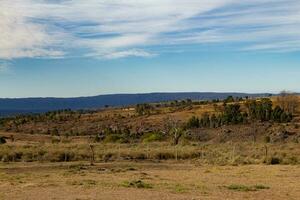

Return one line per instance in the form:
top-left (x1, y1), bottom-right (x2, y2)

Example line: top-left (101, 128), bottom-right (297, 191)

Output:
top-left (154, 152), bottom-right (175, 160)
top-left (103, 134), bottom-right (129, 143)
top-left (51, 137), bottom-right (60, 144)
top-left (122, 180), bottom-right (152, 189)
top-left (0, 137), bottom-right (6, 144)
top-left (136, 104), bottom-right (154, 116)
top-left (269, 157), bottom-right (281, 165)
top-left (142, 132), bottom-right (164, 143)
top-left (186, 116), bottom-right (200, 128)
top-left (226, 184), bottom-right (270, 192)
top-left (264, 136), bottom-right (271, 143)
top-left (103, 134), bottom-right (121, 143)
top-left (226, 184), bottom-right (256, 192)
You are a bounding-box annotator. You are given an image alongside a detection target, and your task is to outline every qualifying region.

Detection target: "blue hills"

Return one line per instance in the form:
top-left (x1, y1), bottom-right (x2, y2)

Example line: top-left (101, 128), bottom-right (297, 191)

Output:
top-left (0, 92), bottom-right (272, 117)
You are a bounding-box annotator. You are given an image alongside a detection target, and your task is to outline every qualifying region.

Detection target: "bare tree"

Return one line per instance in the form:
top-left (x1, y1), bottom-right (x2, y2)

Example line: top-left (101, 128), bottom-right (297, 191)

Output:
top-left (88, 136), bottom-right (95, 166)
top-left (164, 117), bottom-right (187, 145)
top-left (277, 91), bottom-right (299, 115)
top-left (89, 144), bottom-right (95, 166)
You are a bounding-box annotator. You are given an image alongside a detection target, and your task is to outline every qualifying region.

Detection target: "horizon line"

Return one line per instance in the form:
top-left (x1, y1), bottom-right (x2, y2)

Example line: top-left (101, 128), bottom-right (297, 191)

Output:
top-left (0, 91), bottom-right (290, 100)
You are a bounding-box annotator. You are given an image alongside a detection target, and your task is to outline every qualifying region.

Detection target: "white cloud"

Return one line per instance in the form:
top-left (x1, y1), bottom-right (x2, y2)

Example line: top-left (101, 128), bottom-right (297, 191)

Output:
top-left (0, 1), bottom-right (65, 59)
top-left (0, 0), bottom-right (300, 60)
top-left (100, 49), bottom-right (156, 60)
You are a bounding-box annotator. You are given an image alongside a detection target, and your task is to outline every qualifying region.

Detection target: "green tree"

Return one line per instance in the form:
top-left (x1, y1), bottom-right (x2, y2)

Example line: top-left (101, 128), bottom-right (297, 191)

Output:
top-left (136, 104), bottom-right (154, 116)
top-left (186, 116), bottom-right (200, 128)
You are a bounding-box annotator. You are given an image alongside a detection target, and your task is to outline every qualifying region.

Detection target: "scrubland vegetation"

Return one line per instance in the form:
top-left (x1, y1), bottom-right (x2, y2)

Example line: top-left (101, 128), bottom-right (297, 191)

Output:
top-left (0, 92), bottom-right (299, 164)
top-left (1, 142), bottom-right (300, 165)
top-left (0, 92), bottom-right (300, 199)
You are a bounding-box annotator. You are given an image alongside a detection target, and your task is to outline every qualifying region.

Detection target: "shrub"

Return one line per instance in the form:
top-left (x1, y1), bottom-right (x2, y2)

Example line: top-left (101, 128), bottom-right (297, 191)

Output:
top-left (51, 137), bottom-right (60, 144)
top-left (226, 184), bottom-right (270, 192)
top-left (269, 157), bottom-right (281, 165)
top-left (136, 104), bottom-right (154, 116)
top-left (226, 184), bottom-right (255, 192)
top-left (142, 132), bottom-right (164, 143)
top-left (264, 136), bottom-right (271, 143)
top-left (0, 137), bottom-right (6, 144)
top-left (173, 184), bottom-right (188, 193)
top-left (121, 180), bottom-right (152, 189)
top-left (154, 152), bottom-right (175, 160)
top-left (253, 185), bottom-right (270, 190)
top-left (104, 134), bottom-right (129, 143)
top-left (186, 116), bottom-right (200, 129)
top-left (102, 153), bottom-right (114, 162)
top-left (103, 134), bottom-right (122, 143)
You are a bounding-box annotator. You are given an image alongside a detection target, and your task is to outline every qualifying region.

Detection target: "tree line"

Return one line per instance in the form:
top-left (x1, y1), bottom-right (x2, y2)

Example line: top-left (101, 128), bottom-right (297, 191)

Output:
top-left (186, 98), bottom-right (293, 129)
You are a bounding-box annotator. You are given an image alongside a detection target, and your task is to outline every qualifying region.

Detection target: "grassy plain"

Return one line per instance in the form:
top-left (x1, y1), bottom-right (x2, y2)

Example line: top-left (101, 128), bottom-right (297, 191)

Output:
top-left (1, 161), bottom-right (300, 200)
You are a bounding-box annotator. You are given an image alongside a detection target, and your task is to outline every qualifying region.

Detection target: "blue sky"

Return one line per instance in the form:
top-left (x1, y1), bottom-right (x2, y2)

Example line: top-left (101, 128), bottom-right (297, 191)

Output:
top-left (0, 0), bottom-right (300, 98)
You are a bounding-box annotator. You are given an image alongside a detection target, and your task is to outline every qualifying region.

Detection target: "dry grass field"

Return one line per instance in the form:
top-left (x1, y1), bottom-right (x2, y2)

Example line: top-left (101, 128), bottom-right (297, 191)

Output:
top-left (1, 140), bottom-right (300, 165)
top-left (1, 161), bottom-right (300, 200)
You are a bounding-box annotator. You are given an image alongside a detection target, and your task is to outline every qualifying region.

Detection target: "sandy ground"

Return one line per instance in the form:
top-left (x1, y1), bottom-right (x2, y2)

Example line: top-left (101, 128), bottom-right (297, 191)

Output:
top-left (0, 162), bottom-right (300, 200)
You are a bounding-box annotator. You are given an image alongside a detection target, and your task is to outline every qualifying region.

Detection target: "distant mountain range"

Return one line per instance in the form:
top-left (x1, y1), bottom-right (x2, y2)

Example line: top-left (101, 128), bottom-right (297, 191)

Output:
top-left (0, 92), bottom-right (272, 117)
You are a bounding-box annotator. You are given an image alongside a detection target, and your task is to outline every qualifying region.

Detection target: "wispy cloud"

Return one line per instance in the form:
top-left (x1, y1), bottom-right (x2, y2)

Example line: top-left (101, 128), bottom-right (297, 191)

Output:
top-left (91, 49), bottom-right (156, 60)
top-left (0, 0), bottom-right (300, 60)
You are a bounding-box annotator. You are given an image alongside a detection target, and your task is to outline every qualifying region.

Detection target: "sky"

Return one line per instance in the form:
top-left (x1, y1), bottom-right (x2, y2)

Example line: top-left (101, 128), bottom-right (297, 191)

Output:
top-left (0, 0), bottom-right (300, 98)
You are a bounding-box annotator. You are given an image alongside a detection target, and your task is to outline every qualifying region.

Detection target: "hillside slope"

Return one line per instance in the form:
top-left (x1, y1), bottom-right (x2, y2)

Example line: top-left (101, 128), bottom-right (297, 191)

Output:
top-left (0, 92), bottom-right (271, 116)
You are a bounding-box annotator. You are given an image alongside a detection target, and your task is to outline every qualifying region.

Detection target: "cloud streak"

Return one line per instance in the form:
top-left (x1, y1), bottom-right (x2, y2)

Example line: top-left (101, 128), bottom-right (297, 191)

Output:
top-left (0, 0), bottom-right (300, 60)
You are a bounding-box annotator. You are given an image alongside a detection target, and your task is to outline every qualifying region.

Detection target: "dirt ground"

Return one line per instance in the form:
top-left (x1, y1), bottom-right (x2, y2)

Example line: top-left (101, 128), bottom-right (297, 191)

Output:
top-left (1, 161), bottom-right (300, 200)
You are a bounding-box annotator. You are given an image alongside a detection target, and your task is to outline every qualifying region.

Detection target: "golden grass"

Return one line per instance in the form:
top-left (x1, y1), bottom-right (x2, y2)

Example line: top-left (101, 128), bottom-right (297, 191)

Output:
top-left (1, 162), bottom-right (300, 200)
top-left (1, 142), bottom-right (300, 165)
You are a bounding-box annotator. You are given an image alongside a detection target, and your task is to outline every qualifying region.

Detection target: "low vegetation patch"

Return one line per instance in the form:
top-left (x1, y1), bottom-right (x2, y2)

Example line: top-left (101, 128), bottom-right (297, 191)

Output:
top-left (66, 179), bottom-right (97, 187)
top-left (142, 132), bottom-right (164, 143)
top-left (121, 180), bottom-right (152, 189)
top-left (1, 142), bottom-right (300, 165)
top-left (172, 184), bottom-right (188, 193)
top-left (226, 184), bottom-right (270, 192)
top-left (0, 137), bottom-right (6, 144)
